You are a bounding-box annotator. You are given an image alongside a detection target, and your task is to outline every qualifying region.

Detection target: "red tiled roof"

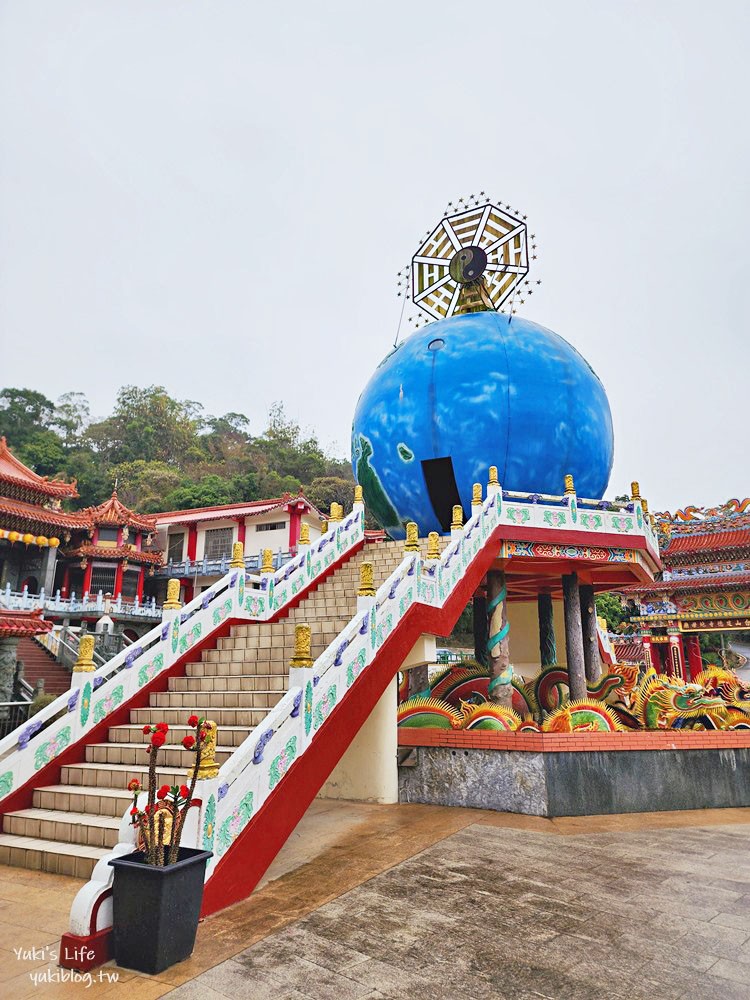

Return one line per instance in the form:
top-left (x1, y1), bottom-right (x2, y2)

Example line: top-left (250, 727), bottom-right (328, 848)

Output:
top-left (0, 608), bottom-right (53, 637)
top-left (663, 529), bottom-right (750, 554)
top-left (63, 543), bottom-right (163, 565)
top-left (0, 437), bottom-right (78, 499)
top-left (0, 497), bottom-right (89, 531)
top-left (153, 493), bottom-right (324, 525)
top-left (613, 638), bottom-right (645, 662)
top-left (622, 572), bottom-right (750, 594)
top-left (81, 489), bottom-right (157, 533)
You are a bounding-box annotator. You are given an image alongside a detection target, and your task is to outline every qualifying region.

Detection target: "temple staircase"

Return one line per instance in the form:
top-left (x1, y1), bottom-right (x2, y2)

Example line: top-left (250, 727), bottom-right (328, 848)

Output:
top-left (0, 542), bottom-right (412, 878)
top-left (18, 637), bottom-right (71, 696)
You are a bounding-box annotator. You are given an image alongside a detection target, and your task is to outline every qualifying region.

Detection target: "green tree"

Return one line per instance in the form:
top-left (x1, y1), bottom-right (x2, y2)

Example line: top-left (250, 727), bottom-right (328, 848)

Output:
top-left (0, 387), bottom-right (55, 450)
top-left (53, 392), bottom-right (90, 448)
top-left (87, 386), bottom-right (204, 466)
top-left (595, 592), bottom-right (627, 632)
top-left (112, 460), bottom-right (185, 512)
top-left (163, 475), bottom-right (238, 511)
top-left (304, 476), bottom-right (355, 515)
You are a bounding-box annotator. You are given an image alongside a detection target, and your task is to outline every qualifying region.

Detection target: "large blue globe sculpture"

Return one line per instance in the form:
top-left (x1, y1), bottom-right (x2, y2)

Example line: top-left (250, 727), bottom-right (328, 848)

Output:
top-left (351, 312), bottom-right (614, 539)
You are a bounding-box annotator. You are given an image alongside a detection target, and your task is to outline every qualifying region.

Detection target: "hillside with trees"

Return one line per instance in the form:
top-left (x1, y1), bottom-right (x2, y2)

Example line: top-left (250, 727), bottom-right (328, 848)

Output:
top-left (0, 386), bottom-right (354, 514)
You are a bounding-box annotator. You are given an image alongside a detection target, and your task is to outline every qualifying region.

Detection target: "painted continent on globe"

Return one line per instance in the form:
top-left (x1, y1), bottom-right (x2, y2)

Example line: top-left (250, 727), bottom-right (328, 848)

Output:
top-left (351, 311), bottom-right (614, 539)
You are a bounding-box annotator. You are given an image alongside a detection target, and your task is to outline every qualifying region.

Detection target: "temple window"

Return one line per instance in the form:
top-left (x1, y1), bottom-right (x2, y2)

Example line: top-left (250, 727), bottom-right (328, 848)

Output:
top-left (167, 533), bottom-right (185, 562)
top-left (203, 527), bottom-right (233, 560)
top-left (256, 521), bottom-right (286, 532)
top-left (90, 563), bottom-right (116, 595)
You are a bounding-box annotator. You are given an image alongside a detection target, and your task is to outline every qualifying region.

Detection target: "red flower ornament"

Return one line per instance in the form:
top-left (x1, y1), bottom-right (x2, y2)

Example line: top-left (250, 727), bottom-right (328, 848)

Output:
top-left (182, 734), bottom-right (196, 750)
top-left (187, 715), bottom-right (199, 728)
top-left (157, 785), bottom-right (170, 800)
top-left (155, 722), bottom-right (169, 733)
top-left (151, 731), bottom-right (166, 748)
top-left (127, 778), bottom-right (141, 792)
top-left (179, 784), bottom-right (190, 799)
top-left (142, 725), bottom-right (151, 734)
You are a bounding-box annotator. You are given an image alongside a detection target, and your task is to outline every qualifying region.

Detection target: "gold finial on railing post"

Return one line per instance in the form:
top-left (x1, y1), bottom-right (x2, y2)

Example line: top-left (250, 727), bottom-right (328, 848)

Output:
top-left (290, 623), bottom-right (313, 668)
top-left (73, 634), bottom-right (96, 673)
top-left (426, 531), bottom-right (440, 560)
top-left (261, 548), bottom-right (274, 574)
top-left (320, 519), bottom-right (328, 534)
top-left (298, 522), bottom-right (310, 545)
top-left (642, 498), bottom-right (649, 514)
top-left (472, 483), bottom-right (483, 507)
top-left (404, 522), bottom-right (419, 553)
top-left (188, 720), bottom-right (219, 780)
top-left (630, 481), bottom-right (641, 501)
top-left (163, 578), bottom-right (182, 611)
top-left (329, 502), bottom-right (343, 523)
top-left (353, 485), bottom-right (363, 505)
top-left (488, 466), bottom-right (499, 487)
top-left (229, 541), bottom-right (244, 568)
top-left (564, 474), bottom-right (575, 495)
top-left (358, 562), bottom-right (375, 597)
top-left (451, 505), bottom-right (464, 533)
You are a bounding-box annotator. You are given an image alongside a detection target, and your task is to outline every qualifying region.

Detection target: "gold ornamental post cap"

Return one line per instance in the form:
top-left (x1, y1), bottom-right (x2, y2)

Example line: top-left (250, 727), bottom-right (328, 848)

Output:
top-left (488, 466), bottom-right (499, 486)
top-left (564, 474), bottom-right (575, 495)
top-left (163, 578), bottom-right (182, 610)
top-left (329, 502), bottom-right (343, 522)
top-left (229, 541), bottom-right (244, 568)
top-left (451, 505), bottom-right (463, 530)
top-left (630, 481), bottom-right (641, 501)
top-left (188, 720), bottom-right (219, 780)
top-left (299, 522), bottom-right (310, 545)
top-left (353, 485), bottom-right (363, 504)
top-left (320, 519), bottom-right (328, 534)
top-left (358, 562), bottom-right (376, 597)
top-left (290, 623), bottom-right (314, 668)
top-left (261, 548), bottom-right (274, 574)
top-left (472, 483), bottom-right (482, 507)
top-left (426, 531), bottom-right (440, 560)
top-left (404, 522), bottom-right (419, 553)
top-left (73, 634), bottom-right (96, 672)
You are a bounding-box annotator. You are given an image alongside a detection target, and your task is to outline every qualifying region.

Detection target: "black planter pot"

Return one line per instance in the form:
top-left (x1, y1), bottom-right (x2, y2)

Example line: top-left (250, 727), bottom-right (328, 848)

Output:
top-left (109, 847), bottom-right (212, 974)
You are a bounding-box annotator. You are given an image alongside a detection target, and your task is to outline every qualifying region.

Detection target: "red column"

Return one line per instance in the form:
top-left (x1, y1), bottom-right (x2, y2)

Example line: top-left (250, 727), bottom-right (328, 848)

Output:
top-left (236, 518), bottom-right (246, 546)
top-left (182, 580), bottom-right (194, 603)
top-left (641, 635), bottom-right (655, 671)
top-left (686, 634), bottom-right (703, 680)
top-left (288, 504), bottom-right (303, 551)
top-left (668, 634), bottom-right (685, 680)
top-left (114, 562), bottom-right (124, 598)
top-left (83, 561), bottom-right (93, 596)
top-left (187, 524), bottom-right (198, 560)
top-left (61, 564), bottom-right (70, 597)
top-left (136, 568), bottom-right (145, 602)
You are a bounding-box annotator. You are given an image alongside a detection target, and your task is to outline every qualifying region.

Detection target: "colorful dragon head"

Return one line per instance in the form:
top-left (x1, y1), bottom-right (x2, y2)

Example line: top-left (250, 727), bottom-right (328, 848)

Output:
top-left (397, 696), bottom-right (462, 729)
top-left (635, 674), bottom-right (728, 730)
top-left (459, 701), bottom-right (522, 731)
top-left (430, 664), bottom-right (490, 708)
top-left (542, 699), bottom-right (623, 733)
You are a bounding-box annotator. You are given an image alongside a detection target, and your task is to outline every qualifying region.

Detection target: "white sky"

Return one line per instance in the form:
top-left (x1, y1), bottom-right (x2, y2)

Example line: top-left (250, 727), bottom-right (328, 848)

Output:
top-left (1, 1), bottom-right (747, 513)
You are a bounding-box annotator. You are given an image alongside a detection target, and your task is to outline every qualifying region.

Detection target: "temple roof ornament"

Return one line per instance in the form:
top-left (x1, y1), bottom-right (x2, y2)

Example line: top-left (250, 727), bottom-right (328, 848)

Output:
top-left (81, 488), bottom-right (157, 534)
top-left (0, 437), bottom-right (78, 499)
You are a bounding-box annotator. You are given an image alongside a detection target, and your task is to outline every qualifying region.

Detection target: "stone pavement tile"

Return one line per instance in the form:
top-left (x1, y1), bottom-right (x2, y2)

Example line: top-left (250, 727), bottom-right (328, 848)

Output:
top-left (701, 960), bottom-right (750, 987)
top-left (711, 911), bottom-right (750, 932)
top-left (680, 971), bottom-right (750, 1000)
top-left (238, 954), bottom-right (373, 1000)
top-left (237, 923), bottom-right (369, 973)
top-left (155, 984), bottom-right (227, 1000)
top-left (177, 960), bottom-right (308, 1000)
top-left (339, 956), bottom-right (498, 1000)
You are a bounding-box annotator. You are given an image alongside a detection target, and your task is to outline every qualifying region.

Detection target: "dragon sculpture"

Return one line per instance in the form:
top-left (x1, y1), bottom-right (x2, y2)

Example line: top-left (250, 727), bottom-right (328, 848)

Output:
top-left (542, 699), bottom-right (622, 733)
top-left (633, 673), bottom-right (727, 730)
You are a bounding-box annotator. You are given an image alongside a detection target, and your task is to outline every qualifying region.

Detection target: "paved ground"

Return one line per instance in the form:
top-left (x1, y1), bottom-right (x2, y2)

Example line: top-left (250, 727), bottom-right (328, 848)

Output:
top-left (4, 802), bottom-right (750, 998)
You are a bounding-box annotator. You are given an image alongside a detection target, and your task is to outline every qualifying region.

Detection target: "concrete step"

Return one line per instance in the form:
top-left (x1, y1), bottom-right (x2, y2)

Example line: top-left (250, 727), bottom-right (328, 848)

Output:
top-left (0, 833), bottom-right (107, 878)
top-left (111, 723), bottom-right (252, 746)
top-left (34, 784), bottom-right (132, 818)
top-left (4, 808), bottom-right (121, 850)
top-left (151, 690), bottom-right (284, 709)
top-left (129, 707), bottom-right (267, 728)
top-left (86, 742), bottom-right (236, 768)
top-left (169, 674), bottom-right (286, 692)
top-left (61, 761), bottom-right (188, 790)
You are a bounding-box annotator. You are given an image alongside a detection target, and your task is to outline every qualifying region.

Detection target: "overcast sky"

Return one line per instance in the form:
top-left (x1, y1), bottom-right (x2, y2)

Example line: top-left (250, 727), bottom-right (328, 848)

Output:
top-left (1, 1), bottom-right (747, 513)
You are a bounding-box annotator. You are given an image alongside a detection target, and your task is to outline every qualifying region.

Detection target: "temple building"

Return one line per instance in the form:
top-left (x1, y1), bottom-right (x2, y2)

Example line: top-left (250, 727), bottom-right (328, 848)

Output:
top-left (62, 490), bottom-right (161, 603)
top-left (0, 438), bottom-right (161, 616)
top-left (152, 493), bottom-right (324, 602)
top-left (620, 498), bottom-right (750, 679)
top-left (0, 436), bottom-right (83, 596)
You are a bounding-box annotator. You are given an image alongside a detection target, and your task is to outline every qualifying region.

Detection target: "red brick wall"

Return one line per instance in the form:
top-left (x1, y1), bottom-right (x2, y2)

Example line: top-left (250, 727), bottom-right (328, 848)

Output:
top-left (398, 729), bottom-right (750, 753)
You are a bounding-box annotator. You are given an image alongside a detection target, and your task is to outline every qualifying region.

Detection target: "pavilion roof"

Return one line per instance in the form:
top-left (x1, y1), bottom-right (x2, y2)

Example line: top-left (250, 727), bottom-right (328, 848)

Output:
top-left (0, 608), bottom-right (53, 638)
top-left (63, 543), bottom-right (163, 565)
top-left (612, 637), bottom-right (645, 662)
top-left (661, 528), bottom-right (750, 556)
top-left (81, 489), bottom-right (157, 533)
top-left (0, 496), bottom-right (90, 532)
top-left (622, 571), bottom-right (750, 595)
top-left (0, 438), bottom-right (78, 499)
top-left (152, 491), bottom-right (324, 526)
